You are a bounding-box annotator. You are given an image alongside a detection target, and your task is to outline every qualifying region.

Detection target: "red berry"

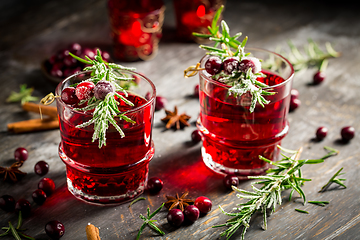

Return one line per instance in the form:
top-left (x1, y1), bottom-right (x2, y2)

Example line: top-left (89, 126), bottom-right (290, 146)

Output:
top-left (313, 71), bottom-right (326, 84)
top-left (223, 174), bottom-right (239, 189)
top-left (223, 57), bottom-right (239, 75)
top-left (68, 43), bottom-right (82, 55)
top-left (101, 51), bottom-right (111, 62)
top-left (155, 96), bottom-right (167, 111)
top-left (147, 177), bottom-right (163, 193)
top-left (38, 178), bottom-right (56, 196)
top-left (191, 130), bottom-right (202, 143)
top-left (45, 220), bottom-right (65, 239)
top-left (32, 189), bottom-right (47, 205)
top-left (341, 126), bottom-right (355, 141)
top-left (167, 209), bottom-right (184, 227)
top-left (94, 80), bottom-right (115, 100)
top-left (184, 205), bottom-right (200, 222)
top-left (34, 160), bottom-right (49, 176)
top-left (75, 81), bottom-right (95, 100)
top-left (290, 89), bottom-right (299, 100)
top-left (14, 147), bottom-right (28, 162)
top-left (61, 87), bottom-right (79, 105)
top-left (316, 127), bottom-right (328, 141)
top-left (290, 98), bottom-right (301, 112)
top-left (194, 196), bottom-right (212, 214)
top-left (81, 48), bottom-right (96, 60)
top-left (205, 56), bottom-right (222, 75)
top-left (238, 57), bottom-right (261, 73)
top-left (15, 199), bottom-right (31, 217)
top-left (0, 195), bottom-right (16, 212)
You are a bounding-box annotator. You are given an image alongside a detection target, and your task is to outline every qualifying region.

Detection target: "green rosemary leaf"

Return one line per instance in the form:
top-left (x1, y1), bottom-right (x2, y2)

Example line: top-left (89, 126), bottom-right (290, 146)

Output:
top-left (319, 167), bottom-right (346, 192)
top-left (16, 211), bottom-right (22, 229)
top-left (308, 200), bottom-right (329, 207)
top-left (6, 84), bottom-right (39, 104)
top-left (295, 209), bottom-right (309, 214)
top-left (192, 32), bottom-right (212, 38)
top-left (0, 228), bottom-right (10, 236)
top-left (8, 222), bottom-right (21, 240)
top-left (136, 223), bottom-right (147, 240)
top-left (68, 52), bottom-right (92, 65)
top-left (211, 5), bottom-right (223, 31)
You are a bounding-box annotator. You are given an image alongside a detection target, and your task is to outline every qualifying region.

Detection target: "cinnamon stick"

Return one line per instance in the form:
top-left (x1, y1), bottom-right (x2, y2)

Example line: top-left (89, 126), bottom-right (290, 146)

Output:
top-left (22, 102), bottom-right (58, 119)
top-left (7, 118), bottom-right (59, 133)
top-left (86, 224), bottom-right (101, 240)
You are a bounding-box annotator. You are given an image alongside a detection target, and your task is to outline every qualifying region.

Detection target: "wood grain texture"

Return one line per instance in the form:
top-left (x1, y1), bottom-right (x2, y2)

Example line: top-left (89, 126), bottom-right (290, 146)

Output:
top-left (0, 0), bottom-right (359, 240)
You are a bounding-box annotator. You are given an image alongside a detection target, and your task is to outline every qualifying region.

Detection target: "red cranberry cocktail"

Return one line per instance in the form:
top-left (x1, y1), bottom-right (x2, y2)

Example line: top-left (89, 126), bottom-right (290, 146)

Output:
top-left (197, 48), bottom-right (294, 178)
top-left (55, 70), bottom-right (156, 204)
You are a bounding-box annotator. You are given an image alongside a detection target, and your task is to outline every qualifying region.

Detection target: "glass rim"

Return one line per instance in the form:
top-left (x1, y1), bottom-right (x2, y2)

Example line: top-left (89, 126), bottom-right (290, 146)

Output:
top-left (199, 47), bottom-right (295, 89)
top-left (55, 70), bottom-right (156, 116)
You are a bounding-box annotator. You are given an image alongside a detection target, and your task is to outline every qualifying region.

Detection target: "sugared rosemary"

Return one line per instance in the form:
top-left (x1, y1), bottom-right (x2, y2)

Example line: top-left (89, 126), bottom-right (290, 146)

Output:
top-left (69, 50), bottom-right (136, 148)
top-left (213, 145), bottom-right (339, 240)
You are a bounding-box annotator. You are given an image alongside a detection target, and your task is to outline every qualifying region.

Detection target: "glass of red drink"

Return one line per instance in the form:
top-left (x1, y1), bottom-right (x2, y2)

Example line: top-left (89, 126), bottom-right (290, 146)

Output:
top-left (197, 48), bottom-right (294, 178)
top-left (107, 0), bottom-right (165, 61)
top-left (173, 0), bottom-right (225, 43)
top-left (55, 70), bottom-right (156, 204)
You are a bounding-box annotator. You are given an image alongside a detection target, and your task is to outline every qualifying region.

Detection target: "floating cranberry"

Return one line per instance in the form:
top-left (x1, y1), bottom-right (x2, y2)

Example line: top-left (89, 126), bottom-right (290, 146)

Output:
top-left (38, 178), bottom-right (56, 196)
top-left (316, 127), bottom-right (328, 141)
top-left (184, 205), bottom-right (200, 223)
top-left (291, 89), bottom-right (299, 99)
top-left (61, 87), bottom-right (79, 105)
top-left (223, 174), bottom-right (239, 189)
top-left (155, 96), bottom-right (167, 111)
top-left (75, 81), bottom-right (95, 100)
top-left (223, 57), bottom-right (239, 75)
top-left (205, 56), bottom-right (222, 75)
top-left (167, 209), bottom-right (184, 227)
top-left (191, 130), bottom-right (202, 143)
top-left (32, 189), bottom-right (47, 205)
top-left (194, 196), bottom-right (212, 214)
top-left (290, 98), bottom-right (301, 112)
top-left (313, 71), bottom-right (326, 85)
top-left (238, 57), bottom-right (261, 73)
top-left (341, 126), bottom-right (355, 141)
top-left (15, 199), bottom-right (31, 217)
top-left (0, 195), bottom-right (16, 212)
top-left (147, 177), bottom-right (163, 194)
top-left (34, 160), bottom-right (49, 176)
top-left (45, 220), bottom-right (65, 239)
top-left (14, 147), bottom-right (28, 162)
top-left (94, 80), bottom-right (115, 100)
top-left (194, 84), bottom-right (199, 97)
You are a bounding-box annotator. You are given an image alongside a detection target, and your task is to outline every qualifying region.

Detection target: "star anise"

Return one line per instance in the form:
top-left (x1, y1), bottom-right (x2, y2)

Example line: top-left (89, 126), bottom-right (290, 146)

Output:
top-left (164, 191), bottom-right (194, 212)
top-left (161, 106), bottom-right (191, 130)
top-left (0, 161), bottom-right (26, 182)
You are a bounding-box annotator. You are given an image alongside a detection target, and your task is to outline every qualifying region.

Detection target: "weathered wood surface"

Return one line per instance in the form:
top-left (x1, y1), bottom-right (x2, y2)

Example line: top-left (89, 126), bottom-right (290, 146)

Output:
top-left (1, 0), bottom-right (360, 239)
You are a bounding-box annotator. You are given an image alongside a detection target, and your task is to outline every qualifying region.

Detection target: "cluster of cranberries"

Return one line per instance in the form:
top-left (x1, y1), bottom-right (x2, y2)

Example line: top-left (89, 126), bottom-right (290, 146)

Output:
top-left (315, 126), bottom-right (356, 142)
top-left (1, 147), bottom-right (64, 239)
top-left (205, 55), bottom-right (260, 76)
top-left (46, 43), bottom-right (110, 79)
top-left (167, 196), bottom-right (212, 227)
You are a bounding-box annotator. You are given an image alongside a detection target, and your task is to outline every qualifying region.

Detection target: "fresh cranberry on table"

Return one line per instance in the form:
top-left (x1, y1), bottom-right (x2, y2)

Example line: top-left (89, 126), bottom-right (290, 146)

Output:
top-left (75, 81), bottom-right (95, 100)
top-left (205, 56), bottom-right (223, 75)
top-left (223, 57), bottom-right (239, 75)
top-left (184, 205), bottom-right (200, 223)
top-left (316, 127), bottom-right (328, 141)
top-left (0, 195), bottom-right (16, 212)
top-left (191, 130), bottom-right (202, 143)
top-left (34, 160), bottom-right (49, 176)
top-left (32, 189), bottom-right (47, 205)
top-left (290, 98), bottom-right (301, 112)
top-left (167, 209), bottom-right (184, 227)
top-left (223, 174), bottom-right (239, 189)
top-left (147, 177), bottom-right (163, 194)
top-left (45, 220), bottom-right (65, 239)
top-left (14, 147), bottom-right (28, 162)
top-left (38, 178), bottom-right (56, 196)
top-left (15, 199), bottom-right (31, 217)
top-left (341, 126), bottom-right (355, 141)
top-left (194, 196), bottom-right (212, 214)
top-left (313, 71), bottom-right (326, 85)
top-left (290, 89), bottom-right (299, 100)
top-left (61, 87), bottom-right (79, 105)
top-left (94, 81), bottom-right (115, 100)
top-left (155, 96), bottom-right (167, 111)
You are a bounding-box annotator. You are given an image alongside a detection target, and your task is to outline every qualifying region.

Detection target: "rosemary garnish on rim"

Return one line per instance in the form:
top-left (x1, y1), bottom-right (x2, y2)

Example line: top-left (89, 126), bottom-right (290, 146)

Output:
top-left (213, 145), bottom-right (339, 240)
top-left (68, 50), bottom-right (136, 148)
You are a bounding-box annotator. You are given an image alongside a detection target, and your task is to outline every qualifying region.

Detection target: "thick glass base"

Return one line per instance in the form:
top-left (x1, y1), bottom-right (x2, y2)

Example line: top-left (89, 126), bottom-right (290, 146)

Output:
top-left (59, 142), bottom-right (154, 205)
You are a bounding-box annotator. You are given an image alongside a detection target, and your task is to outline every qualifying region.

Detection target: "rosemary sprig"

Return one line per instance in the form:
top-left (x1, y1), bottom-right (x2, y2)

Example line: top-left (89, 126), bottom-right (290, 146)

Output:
top-left (6, 84), bottom-right (39, 105)
top-left (191, 6), bottom-right (275, 113)
top-left (136, 203), bottom-right (165, 240)
top-left (68, 50), bottom-right (136, 148)
top-left (308, 200), bottom-right (329, 207)
top-left (319, 167), bottom-right (346, 192)
top-left (0, 211), bottom-right (35, 240)
top-left (213, 145), bottom-right (338, 240)
top-left (129, 197), bottom-right (146, 208)
top-left (295, 209), bottom-right (309, 214)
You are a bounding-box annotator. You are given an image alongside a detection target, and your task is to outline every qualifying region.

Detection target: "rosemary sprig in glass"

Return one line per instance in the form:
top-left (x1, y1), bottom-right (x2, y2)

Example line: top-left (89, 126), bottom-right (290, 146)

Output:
top-left (136, 203), bottom-right (165, 240)
top-left (213, 145), bottom-right (339, 240)
top-left (68, 50), bottom-right (136, 148)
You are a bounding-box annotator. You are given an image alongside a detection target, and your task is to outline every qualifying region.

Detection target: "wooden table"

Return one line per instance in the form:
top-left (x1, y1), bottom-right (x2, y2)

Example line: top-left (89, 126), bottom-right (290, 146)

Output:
top-left (1, 0), bottom-right (359, 239)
